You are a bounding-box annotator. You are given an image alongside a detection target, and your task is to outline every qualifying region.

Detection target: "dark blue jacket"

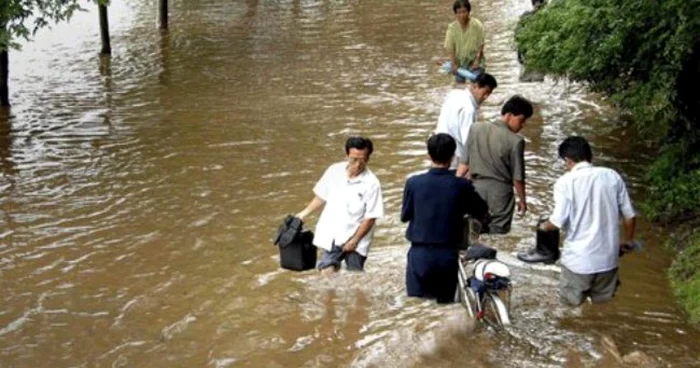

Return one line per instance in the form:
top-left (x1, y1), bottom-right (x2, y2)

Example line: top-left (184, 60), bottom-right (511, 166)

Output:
top-left (401, 168), bottom-right (488, 247)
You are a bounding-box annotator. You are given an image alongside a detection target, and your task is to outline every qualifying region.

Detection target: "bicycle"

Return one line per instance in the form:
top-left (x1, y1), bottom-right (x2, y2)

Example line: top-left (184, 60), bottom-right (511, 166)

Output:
top-left (456, 217), bottom-right (512, 329)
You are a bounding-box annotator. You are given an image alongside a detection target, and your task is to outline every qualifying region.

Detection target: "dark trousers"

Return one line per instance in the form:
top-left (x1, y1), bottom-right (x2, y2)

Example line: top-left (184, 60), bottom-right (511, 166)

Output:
top-left (406, 244), bottom-right (459, 304)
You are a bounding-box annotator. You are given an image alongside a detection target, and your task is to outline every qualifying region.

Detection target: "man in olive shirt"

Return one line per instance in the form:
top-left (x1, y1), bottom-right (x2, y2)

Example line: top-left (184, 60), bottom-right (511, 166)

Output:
top-left (460, 95), bottom-right (533, 234)
top-left (445, 0), bottom-right (486, 83)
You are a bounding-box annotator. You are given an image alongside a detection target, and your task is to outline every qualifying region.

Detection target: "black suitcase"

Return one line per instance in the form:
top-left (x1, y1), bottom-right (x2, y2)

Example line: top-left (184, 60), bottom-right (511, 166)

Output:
top-left (274, 215), bottom-right (317, 271)
top-left (279, 230), bottom-right (317, 271)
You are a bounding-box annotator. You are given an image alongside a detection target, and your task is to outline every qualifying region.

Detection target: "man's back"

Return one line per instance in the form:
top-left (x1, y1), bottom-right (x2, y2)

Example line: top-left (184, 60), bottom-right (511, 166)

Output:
top-left (402, 168), bottom-right (486, 246)
top-left (465, 121), bottom-right (525, 184)
top-left (552, 163), bottom-right (636, 274)
top-left (436, 89), bottom-right (477, 170)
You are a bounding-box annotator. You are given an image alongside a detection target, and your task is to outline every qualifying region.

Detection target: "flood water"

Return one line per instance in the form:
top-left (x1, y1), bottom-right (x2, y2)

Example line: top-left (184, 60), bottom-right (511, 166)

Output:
top-left (1, 0), bottom-right (699, 367)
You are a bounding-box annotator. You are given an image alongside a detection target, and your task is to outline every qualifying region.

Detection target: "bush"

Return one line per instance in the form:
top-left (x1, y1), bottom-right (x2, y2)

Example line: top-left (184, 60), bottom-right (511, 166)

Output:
top-left (515, 0), bottom-right (700, 220)
top-left (668, 231), bottom-right (700, 323)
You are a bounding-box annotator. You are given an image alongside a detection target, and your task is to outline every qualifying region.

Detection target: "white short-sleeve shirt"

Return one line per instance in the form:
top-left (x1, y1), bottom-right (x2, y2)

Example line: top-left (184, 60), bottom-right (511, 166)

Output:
top-left (549, 162), bottom-right (636, 274)
top-left (312, 162), bottom-right (384, 256)
top-left (435, 89), bottom-right (478, 170)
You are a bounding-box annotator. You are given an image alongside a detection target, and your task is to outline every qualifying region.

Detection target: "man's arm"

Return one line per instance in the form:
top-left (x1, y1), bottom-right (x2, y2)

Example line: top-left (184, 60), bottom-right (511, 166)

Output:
top-left (296, 196), bottom-right (325, 221)
top-left (471, 44), bottom-right (485, 69)
top-left (511, 140), bottom-right (527, 215)
top-left (342, 218), bottom-right (376, 253)
top-left (539, 180), bottom-right (569, 232)
top-left (445, 27), bottom-right (459, 73)
top-left (458, 124), bottom-right (475, 178)
top-left (400, 181), bottom-right (413, 222)
top-left (456, 163), bottom-right (469, 178)
top-left (514, 180), bottom-right (527, 215)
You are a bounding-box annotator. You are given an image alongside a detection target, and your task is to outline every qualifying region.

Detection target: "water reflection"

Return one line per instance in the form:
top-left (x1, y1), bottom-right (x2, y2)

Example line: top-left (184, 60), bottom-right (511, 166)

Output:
top-left (0, 108), bottom-right (17, 177)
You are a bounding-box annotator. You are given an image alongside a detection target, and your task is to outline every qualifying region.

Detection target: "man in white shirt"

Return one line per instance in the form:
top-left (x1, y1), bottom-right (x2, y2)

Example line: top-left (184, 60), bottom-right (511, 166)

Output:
top-left (536, 136), bottom-right (637, 306)
top-left (296, 137), bottom-right (384, 274)
top-left (435, 73), bottom-right (497, 174)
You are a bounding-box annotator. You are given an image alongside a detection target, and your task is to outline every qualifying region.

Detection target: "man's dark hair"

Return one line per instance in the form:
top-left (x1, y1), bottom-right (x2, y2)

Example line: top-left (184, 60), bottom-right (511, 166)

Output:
top-left (558, 136), bottom-right (592, 163)
top-left (501, 95), bottom-right (533, 118)
top-left (345, 136), bottom-right (374, 155)
top-left (427, 133), bottom-right (456, 164)
top-left (474, 73), bottom-right (498, 90)
top-left (453, 0), bottom-right (471, 13)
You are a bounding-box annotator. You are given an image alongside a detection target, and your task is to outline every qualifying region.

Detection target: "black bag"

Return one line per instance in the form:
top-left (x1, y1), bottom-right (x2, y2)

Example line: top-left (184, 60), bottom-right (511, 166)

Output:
top-left (274, 215), bottom-right (317, 271)
top-left (465, 244), bottom-right (497, 261)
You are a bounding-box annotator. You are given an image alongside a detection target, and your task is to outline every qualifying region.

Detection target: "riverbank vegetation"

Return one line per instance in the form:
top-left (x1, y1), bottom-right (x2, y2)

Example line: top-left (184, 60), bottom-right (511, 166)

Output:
top-left (515, 0), bottom-right (700, 322)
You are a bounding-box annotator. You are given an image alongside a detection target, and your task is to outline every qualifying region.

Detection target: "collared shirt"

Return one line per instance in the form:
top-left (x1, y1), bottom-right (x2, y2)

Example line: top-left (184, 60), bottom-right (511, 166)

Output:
top-left (549, 162), bottom-right (636, 274)
top-left (461, 121), bottom-right (525, 184)
top-left (401, 167), bottom-right (487, 246)
top-left (312, 162), bottom-right (384, 256)
top-left (435, 89), bottom-right (478, 170)
top-left (444, 19), bottom-right (486, 68)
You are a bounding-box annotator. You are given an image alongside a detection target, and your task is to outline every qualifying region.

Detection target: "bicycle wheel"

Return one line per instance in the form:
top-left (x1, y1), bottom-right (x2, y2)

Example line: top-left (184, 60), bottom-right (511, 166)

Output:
top-left (457, 264), bottom-right (476, 319)
top-left (481, 292), bottom-right (511, 328)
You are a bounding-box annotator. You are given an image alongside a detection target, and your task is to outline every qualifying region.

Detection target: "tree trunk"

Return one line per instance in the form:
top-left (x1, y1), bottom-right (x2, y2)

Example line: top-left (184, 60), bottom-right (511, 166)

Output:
top-left (0, 49), bottom-right (8, 107)
top-left (158, 0), bottom-right (168, 29)
top-left (99, 4), bottom-right (111, 55)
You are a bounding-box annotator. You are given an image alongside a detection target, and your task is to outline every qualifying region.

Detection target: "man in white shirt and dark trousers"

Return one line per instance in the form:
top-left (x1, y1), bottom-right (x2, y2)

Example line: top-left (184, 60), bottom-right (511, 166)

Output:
top-left (534, 136), bottom-right (637, 306)
top-left (296, 137), bottom-right (384, 274)
top-left (435, 73), bottom-right (498, 174)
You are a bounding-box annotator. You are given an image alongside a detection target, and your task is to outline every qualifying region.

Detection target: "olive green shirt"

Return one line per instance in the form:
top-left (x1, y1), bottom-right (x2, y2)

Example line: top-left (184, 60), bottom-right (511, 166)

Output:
top-left (461, 121), bottom-right (525, 184)
top-left (444, 18), bottom-right (486, 69)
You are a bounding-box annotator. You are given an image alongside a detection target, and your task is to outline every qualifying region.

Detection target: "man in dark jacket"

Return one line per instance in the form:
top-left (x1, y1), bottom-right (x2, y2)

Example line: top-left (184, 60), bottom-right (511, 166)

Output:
top-left (401, 133), bottom-right (488, 303)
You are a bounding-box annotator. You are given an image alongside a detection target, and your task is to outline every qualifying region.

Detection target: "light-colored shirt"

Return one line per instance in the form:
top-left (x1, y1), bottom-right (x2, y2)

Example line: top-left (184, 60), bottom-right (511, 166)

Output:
top-left (312, 162), bottom-right (384, 256)
top-left (435, 89), bottom-right (478, 170)
top-left (549, 162), bottom-right (636, 274)
top-left (461, 121), bottom-right (525, 184)
top-left (444, 19), bottom-right (486, 68)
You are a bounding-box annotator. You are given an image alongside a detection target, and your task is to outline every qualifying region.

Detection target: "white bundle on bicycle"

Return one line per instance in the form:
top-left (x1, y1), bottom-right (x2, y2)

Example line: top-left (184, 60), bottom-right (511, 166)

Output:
top-left (474, 259), bottom-right (510, 282)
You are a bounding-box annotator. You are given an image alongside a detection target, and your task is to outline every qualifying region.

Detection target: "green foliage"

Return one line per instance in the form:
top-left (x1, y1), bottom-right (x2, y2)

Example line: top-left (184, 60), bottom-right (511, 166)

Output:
top-left (0, 0), bottom-right (90, 51)
top-left (669, 231), bottom-right (700, 323)
top-left (516, 0), bottom-right (700, 220)
top-left (642, 142), bottom-right (700, 222)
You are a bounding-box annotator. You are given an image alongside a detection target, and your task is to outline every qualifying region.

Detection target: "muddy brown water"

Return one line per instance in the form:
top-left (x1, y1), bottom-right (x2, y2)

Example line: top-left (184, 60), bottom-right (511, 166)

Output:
top-left (1, 0), bottom-right (699, 367)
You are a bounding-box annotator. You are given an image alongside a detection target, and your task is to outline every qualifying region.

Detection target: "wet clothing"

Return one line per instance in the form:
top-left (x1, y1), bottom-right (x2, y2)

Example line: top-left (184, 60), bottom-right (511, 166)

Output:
top-left (312, 162), bottom-right (384, 258)
top-left (435, 89), bottom-right (479, 170)
top-left (549, 162), bottom-right (636, 274)
top-left (406, 245), bottom-right (459, 303)
top-left (444, 19), bottom-right (486, 70)
top-left (401, 167), bottom-right (488, 302)
top-left (461, 121), bottom-right (525, 234)
top-left (472, 179), bottom-right (515, 234)
top-left (317, 242), bottom-right (367, 271)
top-left (559, 265), bottom-right (620, 306)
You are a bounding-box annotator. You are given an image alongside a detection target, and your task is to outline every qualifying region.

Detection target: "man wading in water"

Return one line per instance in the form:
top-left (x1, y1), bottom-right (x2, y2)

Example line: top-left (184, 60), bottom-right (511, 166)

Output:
top-left (535, 136), bottom-right (638, 305)
top-left (444, 0), bottom-right (486, 84)
top-left (296, 137), bottom-right (384, 274)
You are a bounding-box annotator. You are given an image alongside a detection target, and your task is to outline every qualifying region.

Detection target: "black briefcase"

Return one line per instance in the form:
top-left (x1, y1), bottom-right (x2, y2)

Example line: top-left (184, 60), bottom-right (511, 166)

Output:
top-left (279, 230), bottom-right (317, 271)
top-left (274, 215), bottom-right (317, 271)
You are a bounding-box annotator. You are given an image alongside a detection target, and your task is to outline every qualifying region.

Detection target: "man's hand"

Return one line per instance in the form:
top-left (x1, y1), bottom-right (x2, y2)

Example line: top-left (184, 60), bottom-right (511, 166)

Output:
top-left (450, 62), bottom-right (458, 75)
top-left (470, 61), bottom-right (480, 70)
top-left (517, 199), bottom-right (528, 216)
top-left (295, 211), bottom-right (307, 221)
top-left (342, 239), bottom-right (358, 253)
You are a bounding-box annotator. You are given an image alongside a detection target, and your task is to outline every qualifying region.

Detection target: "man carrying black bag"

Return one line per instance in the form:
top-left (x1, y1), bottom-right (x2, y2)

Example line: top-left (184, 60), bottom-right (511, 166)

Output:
top-left (296, 137), bottom-right (384, 275)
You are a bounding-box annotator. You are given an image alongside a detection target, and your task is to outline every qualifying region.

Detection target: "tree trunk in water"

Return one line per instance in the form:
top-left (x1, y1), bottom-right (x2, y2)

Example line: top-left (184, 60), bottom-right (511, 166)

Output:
top-left (99, 4), bottom-right (111, 55)
top-left (159, 0), bottom-right (168, 29)
top-left (0, 50), bottom-right (8, 107)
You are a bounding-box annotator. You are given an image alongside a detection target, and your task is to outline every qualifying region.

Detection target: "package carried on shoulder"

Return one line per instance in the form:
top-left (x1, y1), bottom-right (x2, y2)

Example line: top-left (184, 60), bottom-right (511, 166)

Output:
top-left (273, 215), bottom-right (317, 271)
